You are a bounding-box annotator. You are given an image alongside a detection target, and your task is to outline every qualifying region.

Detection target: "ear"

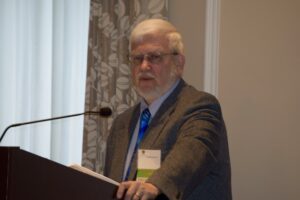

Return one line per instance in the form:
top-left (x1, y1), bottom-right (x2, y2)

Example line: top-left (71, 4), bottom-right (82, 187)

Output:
top-left (174, 54), bottom-right (185, 75)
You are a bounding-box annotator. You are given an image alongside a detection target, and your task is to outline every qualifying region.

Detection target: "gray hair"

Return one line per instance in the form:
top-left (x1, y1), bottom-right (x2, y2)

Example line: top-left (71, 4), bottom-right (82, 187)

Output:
top-left (130, 19), bottom-right (184, 54)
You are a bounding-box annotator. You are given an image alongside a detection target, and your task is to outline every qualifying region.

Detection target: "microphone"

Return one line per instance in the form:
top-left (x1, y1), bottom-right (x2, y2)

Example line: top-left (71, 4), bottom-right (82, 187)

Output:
top-left (0, 107), bottom-right (112, 143)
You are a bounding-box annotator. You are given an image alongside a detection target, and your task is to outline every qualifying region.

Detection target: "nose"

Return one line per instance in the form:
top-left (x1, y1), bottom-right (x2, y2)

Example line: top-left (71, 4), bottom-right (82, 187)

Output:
top-left (140, 58), bottom-right (151, 71)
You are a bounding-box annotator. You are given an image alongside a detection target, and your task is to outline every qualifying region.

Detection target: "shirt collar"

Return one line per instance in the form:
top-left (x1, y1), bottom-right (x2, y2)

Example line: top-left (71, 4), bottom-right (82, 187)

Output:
top-left (140, 79), bottom-right (180, 118)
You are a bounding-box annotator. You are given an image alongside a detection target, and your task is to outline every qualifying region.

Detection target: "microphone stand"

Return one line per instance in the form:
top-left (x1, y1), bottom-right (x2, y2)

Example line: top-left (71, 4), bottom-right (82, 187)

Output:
top-left (0, 110), bottom-right (111, 143)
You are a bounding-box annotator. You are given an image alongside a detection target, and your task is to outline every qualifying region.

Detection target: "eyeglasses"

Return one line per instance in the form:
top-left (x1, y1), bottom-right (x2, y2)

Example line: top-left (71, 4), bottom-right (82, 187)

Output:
top-left (128, 52), bottom-right (178, 66)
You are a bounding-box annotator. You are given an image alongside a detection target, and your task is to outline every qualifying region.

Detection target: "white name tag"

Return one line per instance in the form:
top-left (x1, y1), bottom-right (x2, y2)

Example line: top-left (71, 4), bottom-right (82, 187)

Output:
top-left (136, 149), bottom-right (161, 182)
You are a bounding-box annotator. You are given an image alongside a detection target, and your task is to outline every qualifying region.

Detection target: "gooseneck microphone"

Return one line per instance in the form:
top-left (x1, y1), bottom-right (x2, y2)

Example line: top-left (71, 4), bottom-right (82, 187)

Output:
top-left (0, 107), bottom-right (112, 143)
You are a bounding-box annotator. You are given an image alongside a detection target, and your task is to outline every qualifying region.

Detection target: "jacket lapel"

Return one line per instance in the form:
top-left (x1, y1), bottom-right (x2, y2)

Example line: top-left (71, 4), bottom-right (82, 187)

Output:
top-left (144, 79), bottom-right (186, 147)
top-left (108, 105), bottom-right (140, 182)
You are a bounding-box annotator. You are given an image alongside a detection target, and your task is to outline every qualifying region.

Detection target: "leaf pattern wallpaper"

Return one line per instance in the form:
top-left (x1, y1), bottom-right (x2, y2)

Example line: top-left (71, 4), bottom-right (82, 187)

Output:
top-left (82, 0), bottom-right (168, 173)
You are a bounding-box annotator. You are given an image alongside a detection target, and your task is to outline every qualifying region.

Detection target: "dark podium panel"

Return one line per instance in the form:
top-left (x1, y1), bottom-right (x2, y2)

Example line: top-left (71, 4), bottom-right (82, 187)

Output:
top-left (0, 147), bottom-right (118, 200)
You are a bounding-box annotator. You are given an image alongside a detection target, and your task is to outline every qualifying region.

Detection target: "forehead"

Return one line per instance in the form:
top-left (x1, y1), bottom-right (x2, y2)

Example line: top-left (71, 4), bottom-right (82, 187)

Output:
top-left (131, 33), bottom-right (169, 53)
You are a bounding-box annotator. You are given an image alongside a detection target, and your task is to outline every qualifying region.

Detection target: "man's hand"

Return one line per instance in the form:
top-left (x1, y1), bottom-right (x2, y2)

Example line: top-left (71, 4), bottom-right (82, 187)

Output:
top-left (116, 181), bottom-right (161, 200)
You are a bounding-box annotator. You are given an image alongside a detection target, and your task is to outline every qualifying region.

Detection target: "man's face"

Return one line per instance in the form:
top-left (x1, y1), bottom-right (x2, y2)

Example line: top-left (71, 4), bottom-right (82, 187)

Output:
top-left (130, 34), bottom-right (183, 104)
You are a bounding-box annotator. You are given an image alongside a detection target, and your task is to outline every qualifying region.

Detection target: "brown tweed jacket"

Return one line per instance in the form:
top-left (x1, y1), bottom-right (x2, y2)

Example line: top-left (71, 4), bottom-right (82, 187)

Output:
top-left (104, 79), bottom-right (232, 200)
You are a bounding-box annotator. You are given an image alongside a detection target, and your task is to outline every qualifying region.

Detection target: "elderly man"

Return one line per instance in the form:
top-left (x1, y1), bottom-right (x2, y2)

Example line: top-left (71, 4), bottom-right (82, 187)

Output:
top-left (104, 19), bottom-right (231, 200)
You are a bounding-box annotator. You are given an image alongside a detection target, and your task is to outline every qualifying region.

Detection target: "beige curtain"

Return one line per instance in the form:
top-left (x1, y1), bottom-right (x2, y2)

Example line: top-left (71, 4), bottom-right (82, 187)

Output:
top-left (82, 0), bottom-right (168, 173)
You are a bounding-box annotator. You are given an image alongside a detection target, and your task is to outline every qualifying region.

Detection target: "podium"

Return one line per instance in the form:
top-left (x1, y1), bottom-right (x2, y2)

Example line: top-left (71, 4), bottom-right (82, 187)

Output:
top-left (0, 147), bottom-right (118, 200)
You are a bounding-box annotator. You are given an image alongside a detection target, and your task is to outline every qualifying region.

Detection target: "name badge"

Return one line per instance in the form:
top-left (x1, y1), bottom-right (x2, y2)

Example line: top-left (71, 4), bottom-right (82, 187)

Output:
top-left (136, 149), bottom-right (161, 182)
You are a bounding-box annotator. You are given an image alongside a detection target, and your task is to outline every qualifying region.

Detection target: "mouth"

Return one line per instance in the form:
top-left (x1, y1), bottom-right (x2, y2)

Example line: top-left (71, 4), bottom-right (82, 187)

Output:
top-left (138, 73), bottom-right (155, 82)
top-left (139, 76), bottom-right (154, 81)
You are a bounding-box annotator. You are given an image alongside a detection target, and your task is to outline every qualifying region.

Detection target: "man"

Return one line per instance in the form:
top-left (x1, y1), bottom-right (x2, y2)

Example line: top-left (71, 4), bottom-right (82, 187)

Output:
top-left (104, 19), bottom-right (231, 200)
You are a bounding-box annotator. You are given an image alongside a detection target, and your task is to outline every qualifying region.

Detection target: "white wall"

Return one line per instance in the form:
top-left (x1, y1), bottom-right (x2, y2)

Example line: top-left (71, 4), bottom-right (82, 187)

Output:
top-left (169, 0), bottom-right (206, 90)
top-left (219, 0), bottom-right (300, 199)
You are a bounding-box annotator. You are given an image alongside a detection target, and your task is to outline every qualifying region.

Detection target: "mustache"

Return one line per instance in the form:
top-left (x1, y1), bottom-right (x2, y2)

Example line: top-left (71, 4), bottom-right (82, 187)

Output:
top-left (137, 72), bottom-right (155, 79)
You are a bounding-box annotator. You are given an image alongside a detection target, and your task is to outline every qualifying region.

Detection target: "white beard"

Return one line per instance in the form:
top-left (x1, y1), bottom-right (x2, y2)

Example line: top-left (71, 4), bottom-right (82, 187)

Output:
top-left (134, 67), bottom-right (178, 104)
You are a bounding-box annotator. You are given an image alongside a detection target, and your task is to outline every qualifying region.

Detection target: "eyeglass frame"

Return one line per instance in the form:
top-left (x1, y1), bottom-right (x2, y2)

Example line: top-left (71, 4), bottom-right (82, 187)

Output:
top-left (128, 52), bottom-right (179, 66)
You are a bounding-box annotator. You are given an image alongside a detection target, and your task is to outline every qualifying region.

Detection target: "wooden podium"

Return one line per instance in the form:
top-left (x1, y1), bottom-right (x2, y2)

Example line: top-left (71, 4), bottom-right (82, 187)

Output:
top-left (0, 147), bottom-right (118, 200)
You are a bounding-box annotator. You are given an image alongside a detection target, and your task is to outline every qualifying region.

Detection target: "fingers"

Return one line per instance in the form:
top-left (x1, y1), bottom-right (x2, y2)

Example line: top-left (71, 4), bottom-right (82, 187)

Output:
top-left (116, 181), bottom-right (141, 200)
top-left (116, 181), bottom-right (127, 199)
top-left (133, 190), bottom-right (143, 200)
top-left (116, 181), bottom-right (159, 200)
top-left (125, 181), bottom-right (142, 200)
